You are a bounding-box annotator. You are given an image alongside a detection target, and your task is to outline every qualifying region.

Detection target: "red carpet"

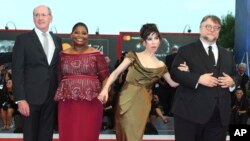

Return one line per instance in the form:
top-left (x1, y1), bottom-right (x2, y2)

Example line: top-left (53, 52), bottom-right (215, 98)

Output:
top-left (0, 134), bottom-right (229, 141)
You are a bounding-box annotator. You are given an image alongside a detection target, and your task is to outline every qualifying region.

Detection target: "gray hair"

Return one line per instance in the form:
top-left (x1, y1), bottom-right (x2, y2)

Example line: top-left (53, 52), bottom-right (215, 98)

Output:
top-left (33, 5), bottom-right (52, 16)
top-left (238, 62), bottom-right (247, 69)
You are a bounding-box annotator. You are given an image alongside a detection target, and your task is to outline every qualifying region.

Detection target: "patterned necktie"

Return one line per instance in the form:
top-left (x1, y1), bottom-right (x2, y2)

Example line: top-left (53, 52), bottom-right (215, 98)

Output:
top-left (208, 46), bottom-right (215, 65)
top-left (42, 32), bottom-right (48, 57)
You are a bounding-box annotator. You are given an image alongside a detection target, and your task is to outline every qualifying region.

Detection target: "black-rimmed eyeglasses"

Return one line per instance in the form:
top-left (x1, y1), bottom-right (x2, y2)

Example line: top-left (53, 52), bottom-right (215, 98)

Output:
top-left (201, 25), bottom-right (221, 31)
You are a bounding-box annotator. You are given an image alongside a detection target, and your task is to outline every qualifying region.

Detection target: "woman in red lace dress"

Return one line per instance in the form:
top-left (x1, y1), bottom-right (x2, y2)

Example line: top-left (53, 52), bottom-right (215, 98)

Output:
top-left (54, 22), bottom-right (110, 141)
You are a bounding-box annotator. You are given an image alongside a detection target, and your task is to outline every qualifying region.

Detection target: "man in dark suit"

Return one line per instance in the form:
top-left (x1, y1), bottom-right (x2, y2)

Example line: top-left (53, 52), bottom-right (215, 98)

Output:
top-left (237, 63), bottom-right (249, 96)
top-left (12, 5), bottom-right (62, 141)
top-left (171, 15), bottom-right (238, 141)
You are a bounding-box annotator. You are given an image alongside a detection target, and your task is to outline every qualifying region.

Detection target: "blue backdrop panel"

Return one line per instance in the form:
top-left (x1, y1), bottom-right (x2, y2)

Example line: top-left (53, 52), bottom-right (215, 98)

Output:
top-left (235, 0), bottom-right (250, 74)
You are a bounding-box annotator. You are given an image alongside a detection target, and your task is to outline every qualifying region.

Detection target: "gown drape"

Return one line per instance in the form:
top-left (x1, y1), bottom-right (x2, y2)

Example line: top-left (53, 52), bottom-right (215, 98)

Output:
top-left (115, 51), bottom-right (168, 141)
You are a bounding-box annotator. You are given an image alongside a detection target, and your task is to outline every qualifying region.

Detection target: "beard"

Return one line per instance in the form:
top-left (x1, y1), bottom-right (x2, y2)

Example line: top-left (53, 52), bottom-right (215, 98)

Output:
top-left (201, 35), bottom-right (217, 43)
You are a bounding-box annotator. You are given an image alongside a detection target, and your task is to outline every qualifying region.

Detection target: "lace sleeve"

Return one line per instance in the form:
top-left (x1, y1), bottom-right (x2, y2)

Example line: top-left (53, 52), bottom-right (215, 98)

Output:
top-left (96, 54), bottom-right (110, 82)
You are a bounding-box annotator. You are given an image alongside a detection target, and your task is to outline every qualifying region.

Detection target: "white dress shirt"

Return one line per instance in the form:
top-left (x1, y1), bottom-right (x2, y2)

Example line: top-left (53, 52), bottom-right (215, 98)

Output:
top-left (35, 28), bottom-right (55, 64)
top-left (200, 40), bottom-right (218, 65)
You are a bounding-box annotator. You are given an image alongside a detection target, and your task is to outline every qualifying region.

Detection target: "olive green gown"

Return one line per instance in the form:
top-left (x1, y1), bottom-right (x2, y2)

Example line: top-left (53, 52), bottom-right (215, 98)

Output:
top-left (115, 51), bottom-right (168, 141)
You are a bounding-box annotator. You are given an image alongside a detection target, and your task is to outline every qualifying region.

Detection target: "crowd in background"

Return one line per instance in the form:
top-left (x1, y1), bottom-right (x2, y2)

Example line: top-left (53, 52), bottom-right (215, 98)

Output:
top-left (0, 64), bottom-right (18, 131)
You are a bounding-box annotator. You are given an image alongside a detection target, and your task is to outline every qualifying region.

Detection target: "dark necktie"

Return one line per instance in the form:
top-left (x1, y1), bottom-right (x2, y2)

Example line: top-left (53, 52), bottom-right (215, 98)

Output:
top-left (208, 46), bottom-right (215, 65)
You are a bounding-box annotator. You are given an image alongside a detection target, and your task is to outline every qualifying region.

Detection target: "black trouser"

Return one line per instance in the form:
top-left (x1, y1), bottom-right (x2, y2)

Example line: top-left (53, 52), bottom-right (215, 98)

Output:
top-left (174, 107), bottom-right (227, 141)
top-left (23, 97), bottom-right (56, 141)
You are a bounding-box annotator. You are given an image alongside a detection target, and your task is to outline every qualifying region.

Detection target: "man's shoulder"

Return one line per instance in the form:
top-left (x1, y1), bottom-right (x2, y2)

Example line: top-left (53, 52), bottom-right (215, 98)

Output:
top-left (218, 47), bottom-right (233, 57)
top-left (179, 41), bottom-right (199, 52)
top-left (243, 73), bottom-right (249, 78)
top-left (50, 32), bottom-right (62, 41)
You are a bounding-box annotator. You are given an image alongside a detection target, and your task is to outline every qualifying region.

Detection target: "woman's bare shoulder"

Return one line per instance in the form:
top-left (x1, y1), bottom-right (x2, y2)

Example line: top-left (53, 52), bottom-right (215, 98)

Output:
top-left (62, 48), bottom-right (72, 53)
top-left (158, 60), bottom-right (166, 68)
top-left (88, 47), bottom-right (100, 53)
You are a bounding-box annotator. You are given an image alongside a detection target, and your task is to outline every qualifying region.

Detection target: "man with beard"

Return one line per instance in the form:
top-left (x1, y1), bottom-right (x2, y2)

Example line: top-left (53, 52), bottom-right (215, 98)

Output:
top-left (170, 15), bottom-right (238, 141)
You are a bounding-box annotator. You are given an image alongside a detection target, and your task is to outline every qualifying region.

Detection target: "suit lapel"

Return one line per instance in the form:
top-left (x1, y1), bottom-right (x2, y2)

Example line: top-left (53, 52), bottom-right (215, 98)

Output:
top-left (31, 30), bottom-right (48, 58)
top-left (195, 40), bottom-right (214, 71)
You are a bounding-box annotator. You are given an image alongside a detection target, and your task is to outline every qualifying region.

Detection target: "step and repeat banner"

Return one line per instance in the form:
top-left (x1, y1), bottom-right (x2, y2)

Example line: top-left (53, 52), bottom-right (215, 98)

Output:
top-left (0, 30), bottom-right (199, 68)
top-left (119, 32), bottom-right (199, 61)
top-left (0, 30), bottom-right (119, 68)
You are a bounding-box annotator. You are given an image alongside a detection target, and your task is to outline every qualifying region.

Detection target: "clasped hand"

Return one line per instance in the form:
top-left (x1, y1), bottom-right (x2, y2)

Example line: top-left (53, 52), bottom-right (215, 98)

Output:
top-left (198, 72), bottom-right (234, 88)
top-left (178, 62), bottom-right (189, 72)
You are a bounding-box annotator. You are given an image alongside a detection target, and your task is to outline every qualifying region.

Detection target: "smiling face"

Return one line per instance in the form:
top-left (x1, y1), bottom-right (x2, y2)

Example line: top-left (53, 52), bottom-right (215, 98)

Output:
top-left (143, 32), bottom-right (160, 53)
top-left (71, 25), bottom-right (89, 47)
top-left (33, 5), bottom-right (52, 32)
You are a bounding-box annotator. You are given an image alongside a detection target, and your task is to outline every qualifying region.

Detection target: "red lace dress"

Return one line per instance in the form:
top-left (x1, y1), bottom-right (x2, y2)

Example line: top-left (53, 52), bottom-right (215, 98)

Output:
top-left (55, 52), bottom-right (109, 141)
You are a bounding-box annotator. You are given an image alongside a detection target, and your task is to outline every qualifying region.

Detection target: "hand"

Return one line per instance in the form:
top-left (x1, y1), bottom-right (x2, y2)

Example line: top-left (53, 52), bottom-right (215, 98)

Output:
top-left (153, 95), bottom-right (159, 102)
top-left (232, 105), bottom-right (237, 110)
top-left (218, 72), bottom-right (235, 88)
top-left (97, 89), bottom-right (109, 104)
top-left (17, 100), bottom-right (30, 117)
top-left (178, 62), bottom-right (189, 72)
top-left (161, 116), bottom-right (169, 124)
top-left (198, 73), bottom-right (219, 87)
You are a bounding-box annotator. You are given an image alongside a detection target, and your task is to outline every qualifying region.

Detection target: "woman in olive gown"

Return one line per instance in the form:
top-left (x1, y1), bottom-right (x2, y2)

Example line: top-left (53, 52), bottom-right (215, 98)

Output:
top-left (98, 23), bottom-right (188, 141)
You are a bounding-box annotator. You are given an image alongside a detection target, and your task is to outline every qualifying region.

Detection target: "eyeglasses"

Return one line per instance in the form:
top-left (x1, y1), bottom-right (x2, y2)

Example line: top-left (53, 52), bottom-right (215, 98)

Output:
top-left (34, 13), bottom-right (51, 18)
top-left (201, 25), bottom-right (221, 31)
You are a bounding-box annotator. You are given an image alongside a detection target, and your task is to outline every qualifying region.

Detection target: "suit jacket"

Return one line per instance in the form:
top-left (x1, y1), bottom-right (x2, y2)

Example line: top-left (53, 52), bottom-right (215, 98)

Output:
top-left (170, 40), bottom-right (238, 126)
top-left (12, 29), bottom-right (62, 105)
